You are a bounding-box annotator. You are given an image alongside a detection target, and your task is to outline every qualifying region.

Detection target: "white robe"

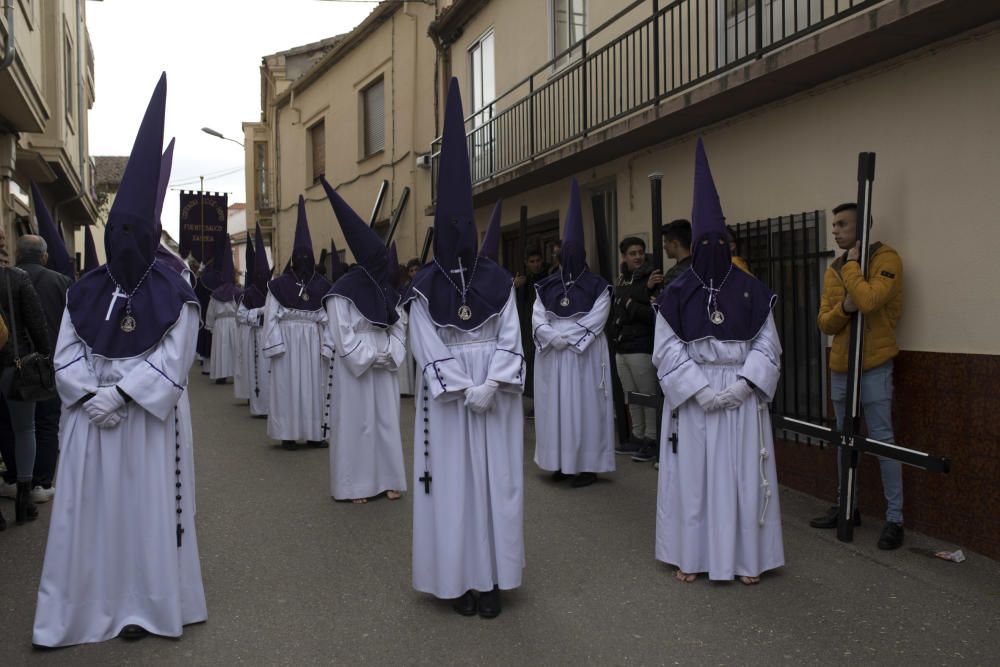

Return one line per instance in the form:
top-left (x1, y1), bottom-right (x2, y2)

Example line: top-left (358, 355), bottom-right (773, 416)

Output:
top-left (397, 310), bottom-right (416, 395)
top-left (33, 305), bottom-right (206, 647)
top-left (532, 291), bottom-right (615, 475)
top-left (205, 297), bottom-right (237, 380)
top-left (324, 296), bottom-right (407, 499)
top-left (263, 293), bottom-right (331, 442)
top-left (238, 303), bottom-right (270, 416)
top-left (232, 307), bottom-right (250, 401)
top-left (653, 313), bottom-right (784, 580)
top-left (410, 290), bottom-right (525, 599)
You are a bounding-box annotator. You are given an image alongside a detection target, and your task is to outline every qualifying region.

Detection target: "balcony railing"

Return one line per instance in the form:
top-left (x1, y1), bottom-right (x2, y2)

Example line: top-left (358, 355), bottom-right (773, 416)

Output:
top-left (432, 0), bottom-right (882, 195)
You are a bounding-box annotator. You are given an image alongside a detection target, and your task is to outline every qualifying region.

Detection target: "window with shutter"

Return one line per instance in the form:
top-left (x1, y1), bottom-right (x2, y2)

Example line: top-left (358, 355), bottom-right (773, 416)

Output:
top-left (310, 120), bottom-right (325, 183)
top-left (363, 78), bottom-right (385, 157)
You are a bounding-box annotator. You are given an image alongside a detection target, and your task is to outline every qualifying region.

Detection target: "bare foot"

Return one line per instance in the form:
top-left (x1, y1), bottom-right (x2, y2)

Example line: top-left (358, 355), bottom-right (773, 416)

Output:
top-left (674, 570), bottom-right (697, 583)
top-left (352, 498), bottom-right (368, 504)
top-left (738, 575), bottom-right (760, 585)
top-left (386, 490), bottom-right (402, 500)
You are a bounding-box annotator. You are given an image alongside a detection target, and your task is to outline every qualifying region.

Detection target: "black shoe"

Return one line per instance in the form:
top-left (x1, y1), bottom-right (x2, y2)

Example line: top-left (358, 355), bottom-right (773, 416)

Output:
top-left (631, 440), bottom-right (658, 463)
top-left (451, 590), bottom-right (477, 617)
top-left (570, 472), bottom-right (597, 488)
top-left (306, 440), bottom-right (328, 449)
top-left (281, 440), bottom-right (298, 451)
top-left (615, 437), bottom-right (644, 456)
top-left (15, 482), bottom-right (38, 524)
top-left (119, 625), bottom-right (148, 641)
top-left (877, 522), bottom-right (904, 550)
top-left (477, 586), bottom-right (501, 619)
top-left (214, 378), bottom-right (227, 385)
top-left (808, 505), bottom-right (861, 529)
top-left (550, 470), bottom-right (572, 482)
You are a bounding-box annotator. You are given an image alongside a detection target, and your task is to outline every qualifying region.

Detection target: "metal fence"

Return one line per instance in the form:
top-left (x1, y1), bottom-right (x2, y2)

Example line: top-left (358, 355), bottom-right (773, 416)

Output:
top-left (433, 0), bottom-right (882, 194)
top-left (731, 211), bottom-right (833, 424)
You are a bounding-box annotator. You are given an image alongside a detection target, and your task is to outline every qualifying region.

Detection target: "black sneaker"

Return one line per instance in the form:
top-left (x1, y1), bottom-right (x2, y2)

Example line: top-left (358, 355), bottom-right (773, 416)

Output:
top-left (631, 440), bottom-right (658, 463)
top-left (615, 437), bottom-right (644, 455)
top-left (877, 522), bottom-right (904, 550)
top-left (809, 505), bottom-right (861, 529)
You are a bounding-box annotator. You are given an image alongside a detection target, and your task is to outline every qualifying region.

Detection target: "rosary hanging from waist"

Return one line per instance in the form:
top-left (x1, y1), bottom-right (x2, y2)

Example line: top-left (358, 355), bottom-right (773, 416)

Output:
top-left (434, 255), bottom-right (479, 321)
top-left (690, 263), bottom-right (733, 325)
top-left (104, 262), bottom-right (155, 333)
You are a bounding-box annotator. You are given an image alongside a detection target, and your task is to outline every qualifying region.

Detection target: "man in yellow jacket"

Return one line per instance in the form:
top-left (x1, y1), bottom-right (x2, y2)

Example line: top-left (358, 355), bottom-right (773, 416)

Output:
top-left (811, 202), bottom-right (905, 550)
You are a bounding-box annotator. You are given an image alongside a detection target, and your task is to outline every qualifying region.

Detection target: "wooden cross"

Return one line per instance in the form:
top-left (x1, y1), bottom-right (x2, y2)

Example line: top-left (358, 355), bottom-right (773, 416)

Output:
top-left (419, 471), bottom-right (432, 494)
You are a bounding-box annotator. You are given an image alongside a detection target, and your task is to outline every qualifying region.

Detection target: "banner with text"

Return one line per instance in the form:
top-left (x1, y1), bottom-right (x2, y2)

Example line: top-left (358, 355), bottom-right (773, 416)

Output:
top-left (178, 191), bottom-right (228, 266)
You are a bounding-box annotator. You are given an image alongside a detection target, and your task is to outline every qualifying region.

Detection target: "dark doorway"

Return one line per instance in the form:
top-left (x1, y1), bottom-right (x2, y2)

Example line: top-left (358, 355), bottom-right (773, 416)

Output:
top-left (500, 211), bottom-right (560, 276)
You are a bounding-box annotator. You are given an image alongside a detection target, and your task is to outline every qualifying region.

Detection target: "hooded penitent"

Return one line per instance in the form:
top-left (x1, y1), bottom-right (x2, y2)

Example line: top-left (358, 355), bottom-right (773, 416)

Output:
top-left (211, 235), bottom-right (240, 303)
top-left (655, 138), bottom-right (774, 342)
top-left (66, 73), bottom-right (198, 358)
top-left (404, 78), bottom-right (511, 329)
top-left (240, 223), bottom-right (271, 309)
top-left (535, 179), bottom-right (610, 317)
top-left (83, 225), bottom-right (100, 272)
top-left (30, 182), bottom-right (75, 280)
top-left (245, 233), bottom-right (256, 288)
top-left (267, 196), bottom-right (331, 311)
top-left (478, 200), bottom-right (502, 262)
top-left (320, 176), bottom-right (399, 327)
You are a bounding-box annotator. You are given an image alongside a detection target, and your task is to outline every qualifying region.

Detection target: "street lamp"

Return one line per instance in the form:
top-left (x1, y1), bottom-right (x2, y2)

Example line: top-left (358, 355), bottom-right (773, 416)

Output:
top-left (201, 127), bottom-right (245, 148)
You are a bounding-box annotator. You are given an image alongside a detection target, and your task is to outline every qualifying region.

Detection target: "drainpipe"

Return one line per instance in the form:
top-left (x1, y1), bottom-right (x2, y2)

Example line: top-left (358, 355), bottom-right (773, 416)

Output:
top-left (1, 0), bottom-right (16, 71)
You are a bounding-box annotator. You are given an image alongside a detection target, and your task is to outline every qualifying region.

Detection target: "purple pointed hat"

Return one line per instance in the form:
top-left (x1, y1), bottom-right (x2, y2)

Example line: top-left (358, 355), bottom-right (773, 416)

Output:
top-left (329, 237), bottom-right (346, 282)
top-left (656, 138), bottom-right (774, 342)
top-left (30, 182), bottom-right (75, 280)
top-left (245, 231), bottom-right (256, 286)
top-left (67, 73), bottom-right (198, 358)
top-left (154, 138), bottom-right (175, 232)
top-left (320, 176), bottom-right (399, 326)
top-left (403, 78), bottom-right (512, 329)
top-left (268, 196), bottom-right (330, 310)
top-left (83, 225), bottom-right (100, 272)
top-left (211, 235), bottom-right (239, 303)
top-left (535, 179), bottom-right (610, 316)
top-left (241, 222), bottom-right (271, 309)
top-left (479, 200), bottom-right (502, 261)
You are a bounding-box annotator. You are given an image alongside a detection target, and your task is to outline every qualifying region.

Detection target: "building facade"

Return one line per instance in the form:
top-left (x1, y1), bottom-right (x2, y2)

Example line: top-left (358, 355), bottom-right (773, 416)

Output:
top-left (250, 0), bottom-right (1000, 557)
top-left (1, 0), bottom-right (98, 267)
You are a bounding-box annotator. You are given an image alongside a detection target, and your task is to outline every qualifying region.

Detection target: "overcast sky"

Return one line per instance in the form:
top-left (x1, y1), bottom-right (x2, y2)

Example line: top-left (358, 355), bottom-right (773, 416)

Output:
top-left (88, 0), bottom-right (376, 238)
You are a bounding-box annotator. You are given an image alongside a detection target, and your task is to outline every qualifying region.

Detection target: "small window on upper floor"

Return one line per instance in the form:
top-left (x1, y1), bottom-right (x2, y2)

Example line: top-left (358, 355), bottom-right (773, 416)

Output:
top-left (64, 33), bottom-right (74, 121)
top-left (552, 0), bottom-right (586, 68)
top-left (310, 119), bottom-right (326, 183)
top-left (362, 78), bottom-right (385, 158)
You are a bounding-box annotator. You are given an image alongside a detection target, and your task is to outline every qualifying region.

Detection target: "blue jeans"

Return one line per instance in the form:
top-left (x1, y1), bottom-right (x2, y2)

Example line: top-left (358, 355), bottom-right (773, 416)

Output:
top-left (831, 361), bottom-right (903, 524)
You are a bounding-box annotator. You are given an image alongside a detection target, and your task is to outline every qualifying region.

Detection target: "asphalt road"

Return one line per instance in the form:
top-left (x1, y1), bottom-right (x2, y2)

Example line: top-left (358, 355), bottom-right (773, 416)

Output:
top-left (1, 369), bottom-right (998, 665)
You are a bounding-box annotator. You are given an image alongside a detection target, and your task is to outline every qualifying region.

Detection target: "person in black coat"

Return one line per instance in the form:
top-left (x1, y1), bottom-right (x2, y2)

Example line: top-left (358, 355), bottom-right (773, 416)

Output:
top-left (0, 249), bottom-right (52, 528)
top-left (0, 236), bottom-right (70, 505)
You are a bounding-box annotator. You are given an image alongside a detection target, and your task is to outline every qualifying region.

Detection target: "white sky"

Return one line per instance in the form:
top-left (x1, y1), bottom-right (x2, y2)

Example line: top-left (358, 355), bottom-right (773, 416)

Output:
top-left (87, 0), bottom-right (377, 239)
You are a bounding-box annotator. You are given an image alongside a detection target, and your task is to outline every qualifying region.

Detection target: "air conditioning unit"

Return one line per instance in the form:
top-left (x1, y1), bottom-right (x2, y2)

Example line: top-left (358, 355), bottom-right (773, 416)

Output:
top-left (415, 154), bottom-right (432, 169)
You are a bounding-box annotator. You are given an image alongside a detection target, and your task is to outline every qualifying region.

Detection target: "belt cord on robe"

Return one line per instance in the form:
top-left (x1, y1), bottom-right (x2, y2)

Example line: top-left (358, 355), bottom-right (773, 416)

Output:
top-left (756, 400), bottom-right (772, 526)
top-left (419, 376), bottom-right (431, 493)
top-left (174, 407), bottom-right (184, 548)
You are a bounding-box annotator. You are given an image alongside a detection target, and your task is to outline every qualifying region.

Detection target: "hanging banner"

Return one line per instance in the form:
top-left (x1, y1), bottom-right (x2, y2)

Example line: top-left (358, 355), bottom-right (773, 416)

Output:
top-left (178, 190), bottom-right (228, 266)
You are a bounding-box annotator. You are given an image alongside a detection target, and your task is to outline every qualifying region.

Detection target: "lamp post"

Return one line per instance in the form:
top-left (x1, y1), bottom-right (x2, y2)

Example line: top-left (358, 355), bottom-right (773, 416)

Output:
top-left (201, 127), bottom-right (245, 148)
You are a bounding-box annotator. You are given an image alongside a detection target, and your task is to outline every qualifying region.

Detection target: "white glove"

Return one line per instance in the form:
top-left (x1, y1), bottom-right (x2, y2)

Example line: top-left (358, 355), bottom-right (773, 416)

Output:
top-left (373, 352), bottom-right (392, 369)
top-left (694, 387), bottom-right (721, 412)
top-left (84, 387), bottom-right (126, 428)
top-left (464, 379), bottom-right (499, 414)
top-left (716, 378), bottom-right (755, 410)
top-left (549, 334), bottom-right (570, 351)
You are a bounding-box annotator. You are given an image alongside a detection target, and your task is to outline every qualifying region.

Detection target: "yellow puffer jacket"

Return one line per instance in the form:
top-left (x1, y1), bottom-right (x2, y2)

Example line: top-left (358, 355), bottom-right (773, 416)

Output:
top-left (817, 243), bottom-right (903, 373)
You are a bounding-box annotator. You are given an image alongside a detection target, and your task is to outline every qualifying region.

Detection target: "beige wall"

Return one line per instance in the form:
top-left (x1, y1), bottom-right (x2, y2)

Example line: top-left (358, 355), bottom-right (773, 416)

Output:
top-left (472, 27), bottom-right (1000, 356)
top-left (266, 4), bottom-right (438, 269)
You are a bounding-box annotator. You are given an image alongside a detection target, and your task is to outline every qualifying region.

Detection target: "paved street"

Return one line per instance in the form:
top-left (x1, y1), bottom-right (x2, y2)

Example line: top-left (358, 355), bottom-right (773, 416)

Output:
top-left (2, 368), bottom-right (999, 665)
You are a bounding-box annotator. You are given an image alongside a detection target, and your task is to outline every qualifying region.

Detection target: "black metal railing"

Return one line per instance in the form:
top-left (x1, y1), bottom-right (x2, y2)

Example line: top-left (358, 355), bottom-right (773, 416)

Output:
top-left (432, 0), bottom-right (882, 195)
top-left (731, 211), bottom-right (833, 425)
